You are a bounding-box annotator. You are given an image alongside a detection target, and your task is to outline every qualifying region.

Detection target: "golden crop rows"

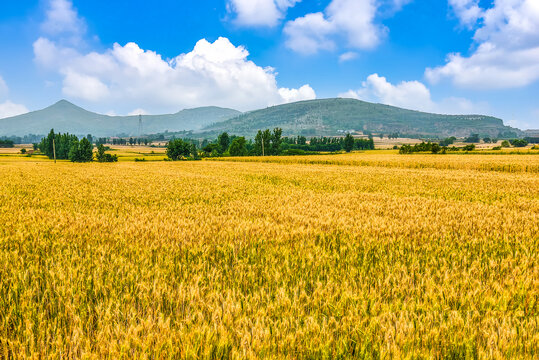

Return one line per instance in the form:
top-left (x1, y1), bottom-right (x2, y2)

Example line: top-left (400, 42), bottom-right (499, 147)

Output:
top-left (212, 152), bottom-right (539, 174)
top-left (0, 154), bottom-right (538, 359)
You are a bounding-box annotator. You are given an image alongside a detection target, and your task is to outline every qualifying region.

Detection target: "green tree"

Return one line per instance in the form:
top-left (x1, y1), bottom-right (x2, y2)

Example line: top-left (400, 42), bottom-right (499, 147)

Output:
top-left (344, 133), bottom-right (354, 152)
top-left (190, 143), bottom-right (199, 159)
top-left (69, 137), bottom-right (93, 162)
top-left (203, 143), bottom-right (220, 156)
top-left (96, 144), bottom-right (118, 162)
top-left (254, 130), bottom-right (263, 155)
top-left (228, 137), bottom-right (248, 156)
top-left (166, 139), bottom-right (191, 160)
top-left (262, 129), bottom-right (271, 156)
top-left (464, 134), bottom-right (480, 143)
top-left (501, 140), bottom-right (510, 147)
top-left (218, 132), bottom-right (230, 154)
top-left (271, 128), bottom-right (282, 155)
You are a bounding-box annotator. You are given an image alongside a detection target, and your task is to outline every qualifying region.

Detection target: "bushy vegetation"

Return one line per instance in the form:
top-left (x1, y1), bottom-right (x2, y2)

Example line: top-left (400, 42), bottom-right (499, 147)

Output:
top-left (439, 136), bottom-right (456, 146)
top-left (68, 138), bottom-right (94, 163)
top-left (464, 133), bottom-right (480, 143)
top-left (95, 144), bottom-right (118, 162)
top-left (0, 134), bottom-right (44, 145)
top-left (38, 129), bottom-right (93, 162)
top-left (510, 139), bottom-right (528, 147)
top-left (0, 139), bottom-right (14, 148)
top-left (399, 142), bottom-right (442, 154)
top-left (169, 129), bottom-right (375, 160)
top-left (281, 134), bottom-right (374, 153)
top-left (399, 142), bottom-right (476, 154)
top-left (166, 138), bottom-right (198, 160)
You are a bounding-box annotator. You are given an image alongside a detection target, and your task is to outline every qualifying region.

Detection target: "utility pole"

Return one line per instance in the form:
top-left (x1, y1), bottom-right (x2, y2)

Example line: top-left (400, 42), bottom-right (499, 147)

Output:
top-left (261, 137), bottom-right (265, 156)
top-left (138, 114), bottom-right (143, 138)
top-left (53, 138), bottom-right (56, 163)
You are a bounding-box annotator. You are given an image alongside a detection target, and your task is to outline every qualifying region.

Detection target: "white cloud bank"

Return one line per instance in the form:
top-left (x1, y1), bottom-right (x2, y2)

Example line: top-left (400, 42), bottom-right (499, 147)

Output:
top-left (340, 73), bottom-right (487, 114)
top-left (448, 0), bottom-right (484, 28)
top-left (33, 36), bottom-right (316, 112)
top-left (0, 101), bottom-right (29, 119)
top-left (32, 0), bottom-right (315, 112)
top-left (426, 0), bottom-right (539, 89)
top-left (0, 76), bottom-right (28, 119)
top-left (227, 0), bottom-right (301, 27)
top-left (284, 0), bottom-right (411, 55)
top-left (284, 0), bottom-right (384, 54)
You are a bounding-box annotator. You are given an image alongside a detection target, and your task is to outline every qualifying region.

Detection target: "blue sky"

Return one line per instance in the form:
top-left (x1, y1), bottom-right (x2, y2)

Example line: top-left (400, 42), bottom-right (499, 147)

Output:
top-left (0, 0), bottom-right (538, 129)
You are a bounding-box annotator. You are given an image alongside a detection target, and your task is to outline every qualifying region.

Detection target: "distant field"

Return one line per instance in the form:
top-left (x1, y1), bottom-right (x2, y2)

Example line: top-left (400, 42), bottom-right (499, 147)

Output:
top-left (0, 153), bottom-right (537, 358)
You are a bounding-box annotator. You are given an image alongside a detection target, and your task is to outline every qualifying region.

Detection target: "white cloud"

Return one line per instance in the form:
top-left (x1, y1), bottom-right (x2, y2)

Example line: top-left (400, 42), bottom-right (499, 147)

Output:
top-left (427, 0), bottom-right (539, 89)
top-left (41, 0), bottom-right (86, 43)
top-left (0, 76), bottom-right (28, 119)
top-left (0, 101), bottom-right (29, 119)
top-left (340, 73), bottom-right (488, 114)
top-left (339, 51), bottom-right (359, 62)
top-left (227, 0), bottom-right (301, 27)
top-left (391, 0), bottom-right (413, 11)
top-left (449, 0), bottom-right (484, 28)
top-left (284, 13), bottom-right (337, 54)
top-left (284, 0), bottom-right (396, 55)
top-left (278, 85), bottom-right (316, 103)
top-left (128, 108), bottom-right (150, 116)
top-left (33, 36), bottom-right (316, 112)
top-left (63, 70), bottom-right (110, 101)
top-left (341, 73), bottom-right (434, 111)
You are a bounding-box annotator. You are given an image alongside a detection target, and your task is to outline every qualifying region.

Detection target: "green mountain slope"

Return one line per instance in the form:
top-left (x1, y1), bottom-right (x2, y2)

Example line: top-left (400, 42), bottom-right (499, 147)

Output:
top-left (0, 100), bottom-right (241, 137)
top-left (201, 98), bottom-right (519, 138)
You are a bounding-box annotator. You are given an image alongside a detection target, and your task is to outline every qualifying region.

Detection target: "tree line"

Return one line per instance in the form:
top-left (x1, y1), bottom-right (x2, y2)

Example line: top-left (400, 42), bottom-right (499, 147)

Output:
top-left (0, 139), bottom-right (15, 148)
top-left (38, 129), bottom-right (117, 162)
top-left (165, 129), bottom-right (376, 161)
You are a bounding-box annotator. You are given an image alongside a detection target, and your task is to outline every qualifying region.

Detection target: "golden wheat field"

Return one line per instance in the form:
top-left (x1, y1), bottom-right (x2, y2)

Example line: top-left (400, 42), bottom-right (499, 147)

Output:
top-left (0, 153), bottom-right (538, 359)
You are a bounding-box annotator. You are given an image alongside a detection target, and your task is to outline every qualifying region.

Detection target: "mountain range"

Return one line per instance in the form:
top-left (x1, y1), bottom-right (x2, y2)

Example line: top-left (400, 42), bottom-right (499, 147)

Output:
top-left (0, 100), bottom-right (241, 137)
top-left (0, 98), bottom-right (520, 138)
top-left (201, 98), bottom-right (519, 138)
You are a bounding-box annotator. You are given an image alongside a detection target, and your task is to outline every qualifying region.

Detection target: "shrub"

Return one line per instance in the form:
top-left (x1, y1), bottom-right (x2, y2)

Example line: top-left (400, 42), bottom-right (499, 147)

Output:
top-left (96, 144), bottom-right (118, 162)
top-left (464, 134), bottom-right (480, 143)
top-left (510, 139), bottom-right (528, 147)
top-left (166, 139), bottom-right (192, 160)
top-left (228, 137), bottom-right (248, 156)
top-left (69, 137), bottom-right (94, 162)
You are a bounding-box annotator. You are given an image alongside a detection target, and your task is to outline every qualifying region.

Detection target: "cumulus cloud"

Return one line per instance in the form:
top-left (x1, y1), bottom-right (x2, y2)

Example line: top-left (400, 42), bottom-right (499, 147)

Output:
top-left (278, 85), bottom-right (316, 103)
top-left (339, 51), bottom-right (359, 62)
top-left (285, 0), bottom-right (385, 54)
top-left (340, 73), bottom-right (487, 114)
top-left (227, 0), bottom-right (301, 27)
top-left (448, 0), bottom-right (484, 28)
top-left (341, 74), bottom-right (434, 111)
top-left (284, 0), bottom-right (411, 55)
top-left (427, 0), bottom-right (539, 89)
top-left (0, 76), bottom-right (28, 119)
top-left (41, 0), bottom-right (86, 44)
top-left (0, 101), bottom-right (29, 119)
top-left (33, 36), bottom-right (316, 111)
